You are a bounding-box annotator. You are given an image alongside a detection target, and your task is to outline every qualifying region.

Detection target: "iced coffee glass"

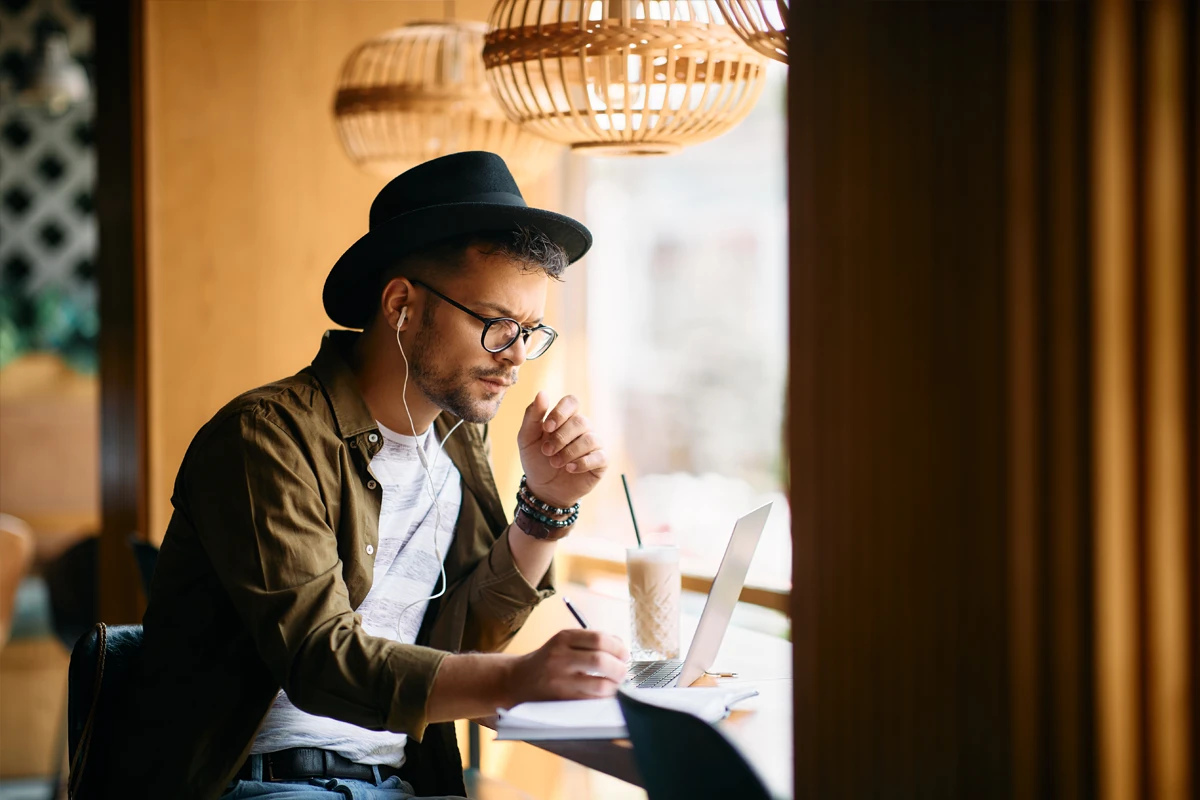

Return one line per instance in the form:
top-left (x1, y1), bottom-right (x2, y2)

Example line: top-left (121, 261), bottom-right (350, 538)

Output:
top-left (626, 546), bottom-right (681, 661)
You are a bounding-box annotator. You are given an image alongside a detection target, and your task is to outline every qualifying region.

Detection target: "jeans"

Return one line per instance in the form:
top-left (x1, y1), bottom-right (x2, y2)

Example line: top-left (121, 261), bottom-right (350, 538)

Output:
top-left (219, 756), bottom-right (466, 800)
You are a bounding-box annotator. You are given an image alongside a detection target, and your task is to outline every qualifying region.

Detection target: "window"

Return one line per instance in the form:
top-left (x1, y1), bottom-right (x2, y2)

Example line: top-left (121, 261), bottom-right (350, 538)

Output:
top-left (562, 61), bottom-right (789, 595)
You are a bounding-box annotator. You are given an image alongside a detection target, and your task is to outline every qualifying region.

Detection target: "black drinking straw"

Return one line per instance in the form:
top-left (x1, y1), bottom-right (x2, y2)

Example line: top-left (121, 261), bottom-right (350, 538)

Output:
top-left (621, 473), bottom-right (643, 548)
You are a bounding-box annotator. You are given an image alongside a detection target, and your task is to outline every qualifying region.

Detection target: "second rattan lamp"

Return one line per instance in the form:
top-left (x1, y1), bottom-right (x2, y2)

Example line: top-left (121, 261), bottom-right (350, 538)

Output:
top-left (333, 21), bottom-right (562, 182)
top-left (713, 0), bottom-right (787, 63)
top-left (483, 0), bottom-right (769, 156)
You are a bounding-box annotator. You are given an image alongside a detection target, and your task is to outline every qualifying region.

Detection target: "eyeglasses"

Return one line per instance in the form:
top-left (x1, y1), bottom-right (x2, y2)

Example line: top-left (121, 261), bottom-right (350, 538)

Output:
top-left (411, 279), bottom-right (558, 360)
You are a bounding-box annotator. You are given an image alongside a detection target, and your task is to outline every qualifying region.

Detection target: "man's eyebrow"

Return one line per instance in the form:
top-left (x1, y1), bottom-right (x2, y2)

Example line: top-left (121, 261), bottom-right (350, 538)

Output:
top-left (477, 301), bottom-right (543, 325)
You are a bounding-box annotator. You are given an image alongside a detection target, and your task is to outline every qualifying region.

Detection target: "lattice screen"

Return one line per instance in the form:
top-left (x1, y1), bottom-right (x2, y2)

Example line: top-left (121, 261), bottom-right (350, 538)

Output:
top-left (0, 0), bottom-right (96, 369)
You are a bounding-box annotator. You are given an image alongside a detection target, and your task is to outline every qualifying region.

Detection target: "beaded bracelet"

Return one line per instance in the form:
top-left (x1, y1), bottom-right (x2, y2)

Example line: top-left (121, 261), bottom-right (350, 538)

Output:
top-left (515, 499), bottom-right (580, 529)
top-left (518, 475), bottom-right (580, 517)
top-left (514, 505), bottom-right (575, 541)
top-left (517, 487), bottom-right (579, 521)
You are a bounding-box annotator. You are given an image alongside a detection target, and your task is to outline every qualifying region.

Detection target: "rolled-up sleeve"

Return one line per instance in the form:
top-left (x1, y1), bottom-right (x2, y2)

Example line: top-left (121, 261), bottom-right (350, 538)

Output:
top-left (448, 525), bottom-right (555, 654)
top-left (184, 408), bottom-right (446, 740)
top-left (471, 526), bottom-right (555, 622)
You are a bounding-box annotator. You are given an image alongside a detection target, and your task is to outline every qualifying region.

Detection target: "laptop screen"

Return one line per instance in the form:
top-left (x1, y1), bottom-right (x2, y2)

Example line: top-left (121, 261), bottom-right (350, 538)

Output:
top-left (678, 502), bottom-right (773, 686)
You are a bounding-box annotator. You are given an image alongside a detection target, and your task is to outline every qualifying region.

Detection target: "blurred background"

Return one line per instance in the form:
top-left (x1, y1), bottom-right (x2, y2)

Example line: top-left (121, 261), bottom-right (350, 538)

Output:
top-left (0, 1), bottom-right (1196, 799)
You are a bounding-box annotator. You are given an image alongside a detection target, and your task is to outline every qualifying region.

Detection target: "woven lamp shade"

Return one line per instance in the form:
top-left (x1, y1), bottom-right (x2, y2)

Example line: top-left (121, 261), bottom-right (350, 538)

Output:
top-left (713, 0), bottom-right (787, 63)
top-left (483, 0), bottom-right (769, 156)
top-left (333, 21), bottom-right (562, 182)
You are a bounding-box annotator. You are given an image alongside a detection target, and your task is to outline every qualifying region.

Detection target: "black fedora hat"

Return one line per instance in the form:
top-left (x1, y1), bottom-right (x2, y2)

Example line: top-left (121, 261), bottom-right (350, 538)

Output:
top-left (324, 151), bottom-right (592, 329)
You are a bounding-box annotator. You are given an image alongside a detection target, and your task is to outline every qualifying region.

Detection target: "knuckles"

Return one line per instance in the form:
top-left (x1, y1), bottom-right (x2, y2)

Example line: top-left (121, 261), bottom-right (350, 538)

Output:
top-left (566, 433), bottom-right (598, 455)
top-left (549, 415), bottom-right (591, 447)
top-left (528, 629), bottom-right (629, 701)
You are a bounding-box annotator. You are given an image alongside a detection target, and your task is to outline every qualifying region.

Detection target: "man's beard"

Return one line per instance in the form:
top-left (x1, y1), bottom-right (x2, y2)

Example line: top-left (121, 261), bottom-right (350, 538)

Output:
top-left (407, 323), bottom-right (516, 424)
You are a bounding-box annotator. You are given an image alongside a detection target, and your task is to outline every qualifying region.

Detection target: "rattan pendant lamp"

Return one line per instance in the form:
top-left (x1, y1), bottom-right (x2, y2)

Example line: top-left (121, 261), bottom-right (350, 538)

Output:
top-left (333, 20), bottom-right (562, 182)
top-left (713, 0), bottom-right (787, 63)
top-left (483, 0), bottom-right (769, 156)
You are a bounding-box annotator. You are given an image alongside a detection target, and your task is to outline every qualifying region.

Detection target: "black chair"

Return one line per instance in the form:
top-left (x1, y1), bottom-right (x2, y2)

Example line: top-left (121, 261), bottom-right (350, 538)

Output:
top-left (67, 623), bottom-right (144, 798)
top-left (47, 537), bottom-right (156, 799)
top-left (617, 689), bottom-right (773, 800)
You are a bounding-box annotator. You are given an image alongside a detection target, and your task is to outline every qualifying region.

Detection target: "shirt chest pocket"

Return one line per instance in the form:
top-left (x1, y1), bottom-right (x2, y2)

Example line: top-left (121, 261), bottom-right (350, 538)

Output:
top-left (335, 481), bottom-right (380, 610)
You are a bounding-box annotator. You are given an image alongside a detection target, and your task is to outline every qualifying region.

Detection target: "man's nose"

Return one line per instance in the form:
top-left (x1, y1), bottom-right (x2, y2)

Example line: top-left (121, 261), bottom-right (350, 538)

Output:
top-left (497, 335), bottom-right (528, 367)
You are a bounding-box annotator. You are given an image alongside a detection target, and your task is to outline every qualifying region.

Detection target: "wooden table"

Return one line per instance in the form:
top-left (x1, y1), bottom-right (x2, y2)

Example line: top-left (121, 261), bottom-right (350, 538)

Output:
top-left (482, 587), bottom-right (794, 799)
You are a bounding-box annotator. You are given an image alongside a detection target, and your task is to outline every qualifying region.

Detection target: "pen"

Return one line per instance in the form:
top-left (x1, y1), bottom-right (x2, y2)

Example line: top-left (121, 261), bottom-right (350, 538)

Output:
top-left (563, 596), bottom-right (589, 629)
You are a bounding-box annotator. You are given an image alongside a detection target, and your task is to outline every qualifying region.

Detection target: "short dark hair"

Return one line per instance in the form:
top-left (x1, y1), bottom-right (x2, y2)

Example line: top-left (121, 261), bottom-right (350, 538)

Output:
top-left (393, 224), bottom-right (567, 282)
top-left (368, 225), bottom-right (567, 327)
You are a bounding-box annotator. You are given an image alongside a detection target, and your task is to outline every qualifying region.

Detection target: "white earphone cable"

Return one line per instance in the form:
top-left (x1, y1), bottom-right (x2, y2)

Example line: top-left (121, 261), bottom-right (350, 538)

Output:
top-left (390, 311), bottom-right (464, 636)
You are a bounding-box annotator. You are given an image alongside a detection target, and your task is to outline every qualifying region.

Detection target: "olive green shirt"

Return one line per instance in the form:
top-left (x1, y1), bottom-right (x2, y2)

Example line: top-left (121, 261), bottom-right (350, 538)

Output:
top-left (114, 330), bottom-right (554, 799)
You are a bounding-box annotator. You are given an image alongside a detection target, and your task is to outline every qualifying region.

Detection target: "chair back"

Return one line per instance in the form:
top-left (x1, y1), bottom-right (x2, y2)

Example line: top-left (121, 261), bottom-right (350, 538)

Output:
top-left (617, 689), bottom-right (773, 800)
top-left (67, 623), bottom-right (144, 798)
top-left (127, 535), bottom-right (159, 596)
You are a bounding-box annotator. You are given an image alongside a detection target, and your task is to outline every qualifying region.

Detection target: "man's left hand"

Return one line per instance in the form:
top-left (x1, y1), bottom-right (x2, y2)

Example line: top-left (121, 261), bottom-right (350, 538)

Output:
top-left (518, 392), bottom-right (607, 509)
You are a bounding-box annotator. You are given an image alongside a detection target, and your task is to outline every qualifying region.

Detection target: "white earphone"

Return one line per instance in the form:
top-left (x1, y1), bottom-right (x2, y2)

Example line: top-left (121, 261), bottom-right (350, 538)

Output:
top-left (390, 299), bottom-right (463, 636)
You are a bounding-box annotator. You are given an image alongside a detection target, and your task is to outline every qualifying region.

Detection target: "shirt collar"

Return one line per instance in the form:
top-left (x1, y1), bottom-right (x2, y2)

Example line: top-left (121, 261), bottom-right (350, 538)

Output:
top-left (309, 330), bottom-right (379, 440)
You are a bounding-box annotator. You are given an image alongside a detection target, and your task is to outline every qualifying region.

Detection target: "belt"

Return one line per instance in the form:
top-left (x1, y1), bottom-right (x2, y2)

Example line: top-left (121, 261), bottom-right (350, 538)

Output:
top-left (235, 748), bottom-right (403, 783)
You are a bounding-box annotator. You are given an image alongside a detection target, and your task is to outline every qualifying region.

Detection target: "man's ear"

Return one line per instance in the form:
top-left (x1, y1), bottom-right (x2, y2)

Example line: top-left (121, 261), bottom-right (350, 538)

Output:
top-left (380, 276), bottom-right (414, 329)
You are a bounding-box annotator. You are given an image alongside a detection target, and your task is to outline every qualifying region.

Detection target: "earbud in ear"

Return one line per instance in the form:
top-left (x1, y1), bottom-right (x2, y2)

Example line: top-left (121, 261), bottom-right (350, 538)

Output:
top-left (398, 306), bottom-right (408, 329)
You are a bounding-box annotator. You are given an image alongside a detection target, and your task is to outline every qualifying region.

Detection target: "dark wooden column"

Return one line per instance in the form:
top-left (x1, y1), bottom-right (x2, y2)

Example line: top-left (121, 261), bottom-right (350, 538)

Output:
top-left (788, 2), bottom-right (1199, 797)
top-left (95, 0), bottom-right (146, 623)
top-left (788, 4), bottom-right (1013, 796)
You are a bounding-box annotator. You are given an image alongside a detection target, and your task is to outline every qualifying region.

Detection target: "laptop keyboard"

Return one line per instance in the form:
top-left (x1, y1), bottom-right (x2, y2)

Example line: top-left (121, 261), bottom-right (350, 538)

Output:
top-left (626, 660), bottom-right (684, 688)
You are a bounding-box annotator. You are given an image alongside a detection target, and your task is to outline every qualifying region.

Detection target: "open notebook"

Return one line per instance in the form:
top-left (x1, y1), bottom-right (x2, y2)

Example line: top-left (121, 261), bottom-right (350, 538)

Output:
top-left (494, 686), bottom-right (759, 741)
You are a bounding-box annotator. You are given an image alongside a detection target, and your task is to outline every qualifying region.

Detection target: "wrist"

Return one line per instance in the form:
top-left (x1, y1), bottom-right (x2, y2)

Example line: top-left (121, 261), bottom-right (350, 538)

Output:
top-left (514, 476), bottom-right (579, 540)
top-left (520, 476), bottom-right (579, 512)
top-left (498, 653), bottom-right (526, 709)
top-left (514, 505), bottom-right (575, 541)
top-left (531, 491), bottom-right (577, 509)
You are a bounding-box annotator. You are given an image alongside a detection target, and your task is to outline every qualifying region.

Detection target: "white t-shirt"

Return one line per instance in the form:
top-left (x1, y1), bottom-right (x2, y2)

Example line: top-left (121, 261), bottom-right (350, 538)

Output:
top-left (250, 421), bottom-right (463, 766)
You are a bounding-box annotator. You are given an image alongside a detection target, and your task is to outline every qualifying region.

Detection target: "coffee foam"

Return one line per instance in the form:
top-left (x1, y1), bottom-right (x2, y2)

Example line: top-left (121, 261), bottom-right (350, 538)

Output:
top-left (626, 546), bottom-right (679, 563)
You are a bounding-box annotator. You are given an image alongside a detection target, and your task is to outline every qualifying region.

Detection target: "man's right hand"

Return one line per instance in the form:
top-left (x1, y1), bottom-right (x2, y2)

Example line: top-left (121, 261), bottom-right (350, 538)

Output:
top-left (506, 629), bottom-right (630, 704)
top-left (425, 628), bottom-right (630, 724)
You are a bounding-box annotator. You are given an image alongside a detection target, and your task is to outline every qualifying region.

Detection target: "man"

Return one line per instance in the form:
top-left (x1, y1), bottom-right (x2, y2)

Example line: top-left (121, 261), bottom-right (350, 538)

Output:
top-left (114, 152), bottom-right (628, 799)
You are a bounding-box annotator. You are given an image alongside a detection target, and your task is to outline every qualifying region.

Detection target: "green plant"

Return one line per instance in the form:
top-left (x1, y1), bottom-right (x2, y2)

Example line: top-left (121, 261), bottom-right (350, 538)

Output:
top-left (0, 282), bottom-right (97, 373)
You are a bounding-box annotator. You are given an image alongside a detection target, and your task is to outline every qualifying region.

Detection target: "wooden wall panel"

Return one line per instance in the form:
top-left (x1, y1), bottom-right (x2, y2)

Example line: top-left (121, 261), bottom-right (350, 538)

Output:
top-left (0, 356), bottom-right (99, 535)
top-left (142, 0), bottom-right (559, 540)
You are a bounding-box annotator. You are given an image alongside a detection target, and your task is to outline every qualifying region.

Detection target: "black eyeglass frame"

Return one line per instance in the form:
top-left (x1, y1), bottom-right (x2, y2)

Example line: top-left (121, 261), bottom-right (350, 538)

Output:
top-left (409, 279), bottom-right (559, 359)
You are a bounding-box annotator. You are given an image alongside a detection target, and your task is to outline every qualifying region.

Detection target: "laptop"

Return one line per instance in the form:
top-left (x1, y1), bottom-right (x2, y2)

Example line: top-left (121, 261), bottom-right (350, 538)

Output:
top-left (624, 502), bottom-right (772, 689)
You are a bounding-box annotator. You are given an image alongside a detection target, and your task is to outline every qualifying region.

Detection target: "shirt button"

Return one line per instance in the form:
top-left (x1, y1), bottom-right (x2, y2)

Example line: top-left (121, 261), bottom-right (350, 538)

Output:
top-left (367, 480), bottom-right (377, 490)
top-left (366, 544), bottom-right (374, 556)
top-left (348, 440), bottom-right (357, 449)
top-left (368, 433), bottom-right (379, 443)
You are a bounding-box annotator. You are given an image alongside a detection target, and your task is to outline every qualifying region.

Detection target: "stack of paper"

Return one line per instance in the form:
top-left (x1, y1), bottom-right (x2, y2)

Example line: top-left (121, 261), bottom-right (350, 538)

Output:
top-left (494, 686), bottom-right (759, 741)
